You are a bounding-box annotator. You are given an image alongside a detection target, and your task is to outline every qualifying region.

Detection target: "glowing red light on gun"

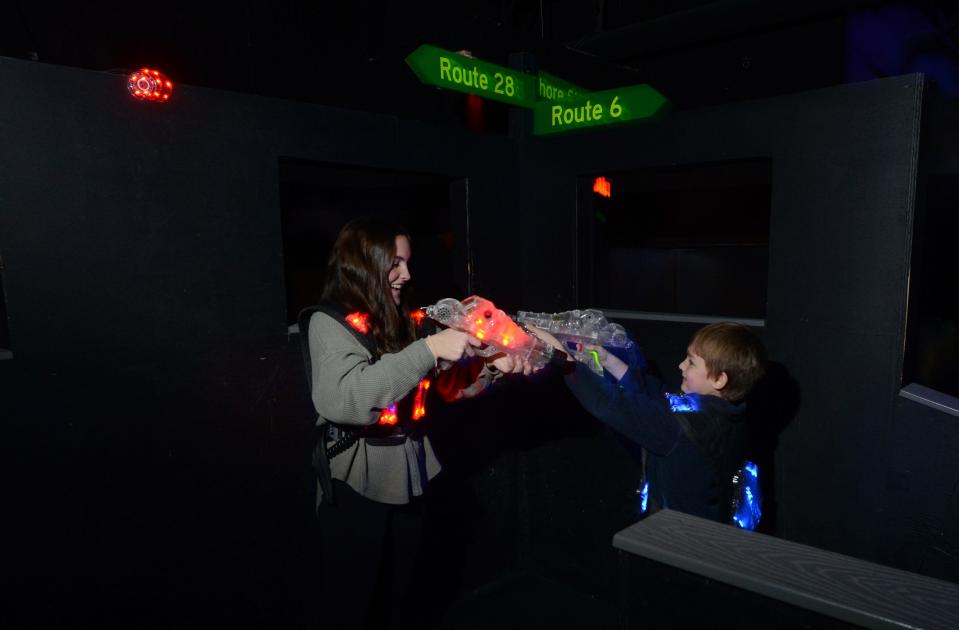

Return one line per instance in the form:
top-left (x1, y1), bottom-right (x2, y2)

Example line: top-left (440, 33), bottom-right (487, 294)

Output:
top-left (410, 309), bottom-right (427, 326)
top-left (593, 176), bottom-right (611, 198)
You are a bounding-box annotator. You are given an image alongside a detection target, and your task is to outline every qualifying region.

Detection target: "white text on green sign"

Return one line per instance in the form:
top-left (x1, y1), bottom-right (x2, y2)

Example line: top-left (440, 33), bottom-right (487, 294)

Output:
top-left (533, 84), bottom-right (668, 135)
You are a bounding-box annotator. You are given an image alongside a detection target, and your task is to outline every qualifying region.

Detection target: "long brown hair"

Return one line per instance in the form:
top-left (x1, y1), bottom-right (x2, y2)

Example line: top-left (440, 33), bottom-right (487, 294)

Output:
top-left (321, 217), bottom-right (415, 355)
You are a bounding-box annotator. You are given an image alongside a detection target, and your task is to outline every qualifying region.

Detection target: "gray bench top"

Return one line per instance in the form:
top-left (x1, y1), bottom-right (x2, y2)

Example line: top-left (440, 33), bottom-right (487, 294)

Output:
top-left (613, 509), bottom-right (959, 630)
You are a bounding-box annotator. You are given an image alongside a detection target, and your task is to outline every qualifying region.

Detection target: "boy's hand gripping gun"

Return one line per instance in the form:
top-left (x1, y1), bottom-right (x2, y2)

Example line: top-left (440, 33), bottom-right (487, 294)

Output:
top-left (514, 308), bottom-right (633, 374)
top-left (423, 296), bottom-right (557, 370)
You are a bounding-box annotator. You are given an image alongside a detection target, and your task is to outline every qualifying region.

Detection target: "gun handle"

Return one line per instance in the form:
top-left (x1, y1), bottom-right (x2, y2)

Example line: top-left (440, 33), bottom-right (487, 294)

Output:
top-left (473, 345), bottom-right (499, 358)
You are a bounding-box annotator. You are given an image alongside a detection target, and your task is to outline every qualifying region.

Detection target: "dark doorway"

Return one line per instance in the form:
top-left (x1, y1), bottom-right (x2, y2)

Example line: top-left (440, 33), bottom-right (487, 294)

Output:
top-left (577, 159), bottom-right (772, 319)
top-left (904, 173), bottom-right (959, 399)
top-left (278, 160), bottom-right (470, 326)
top-left (0, 256), bottom-right (10, 359)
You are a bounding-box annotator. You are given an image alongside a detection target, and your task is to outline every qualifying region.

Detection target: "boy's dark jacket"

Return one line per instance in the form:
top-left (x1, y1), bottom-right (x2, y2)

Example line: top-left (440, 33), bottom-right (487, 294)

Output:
top-left (563, 351), bottom-right (746, 522)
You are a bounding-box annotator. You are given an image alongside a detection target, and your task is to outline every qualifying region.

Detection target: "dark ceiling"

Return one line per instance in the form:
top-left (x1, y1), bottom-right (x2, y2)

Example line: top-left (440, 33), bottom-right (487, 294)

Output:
top-left (3, 1), bottom-right (957, 130)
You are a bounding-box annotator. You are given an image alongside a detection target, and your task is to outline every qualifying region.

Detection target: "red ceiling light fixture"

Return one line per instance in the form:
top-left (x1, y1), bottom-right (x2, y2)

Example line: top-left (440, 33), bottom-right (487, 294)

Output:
top-left (593, 176), bottom-right (612, 198)
top-left (127, 68), bottom-right (173, 102)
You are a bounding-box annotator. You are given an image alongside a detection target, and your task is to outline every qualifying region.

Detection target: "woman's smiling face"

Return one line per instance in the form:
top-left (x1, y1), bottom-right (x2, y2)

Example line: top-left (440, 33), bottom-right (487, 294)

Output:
top-left (388, 235), bottom-right (411, 305)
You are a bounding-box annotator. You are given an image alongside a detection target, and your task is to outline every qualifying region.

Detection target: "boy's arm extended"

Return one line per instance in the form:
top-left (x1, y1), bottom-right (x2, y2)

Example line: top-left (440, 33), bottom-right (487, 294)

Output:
top-left (564, 360), bottom-right (681, 456)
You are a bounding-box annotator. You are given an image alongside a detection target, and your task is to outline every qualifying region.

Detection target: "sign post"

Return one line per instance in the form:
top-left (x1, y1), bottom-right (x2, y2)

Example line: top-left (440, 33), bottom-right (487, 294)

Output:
top-left (406, 44), bottom-right (670, 135)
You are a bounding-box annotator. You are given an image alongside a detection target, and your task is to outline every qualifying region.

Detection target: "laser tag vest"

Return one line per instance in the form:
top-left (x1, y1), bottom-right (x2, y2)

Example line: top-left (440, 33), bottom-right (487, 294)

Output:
top-left (297, 303), bottom-right (435, 508)
top-left (639, 392), bottom-right (761, 530)
top-left (297, 303), bottom-right (434, 442)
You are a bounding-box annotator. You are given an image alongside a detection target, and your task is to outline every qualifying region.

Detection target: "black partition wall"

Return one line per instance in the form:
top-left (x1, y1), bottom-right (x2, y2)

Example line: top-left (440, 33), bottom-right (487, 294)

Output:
top-left (0, 55), bottom-right (946, 623)
top-left (0, 56), bottom-right (522, 625)
top-left (518, 74), bottom-right (924, 568)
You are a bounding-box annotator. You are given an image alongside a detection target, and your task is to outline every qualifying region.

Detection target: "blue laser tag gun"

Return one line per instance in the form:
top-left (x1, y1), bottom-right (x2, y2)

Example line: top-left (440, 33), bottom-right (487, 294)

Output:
top-left (514, 308), bottom-right (633, 374)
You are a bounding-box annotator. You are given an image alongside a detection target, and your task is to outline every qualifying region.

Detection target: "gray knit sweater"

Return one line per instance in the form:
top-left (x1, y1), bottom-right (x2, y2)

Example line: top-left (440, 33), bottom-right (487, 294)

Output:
top-left (308, 311), bottom-right (443, 505)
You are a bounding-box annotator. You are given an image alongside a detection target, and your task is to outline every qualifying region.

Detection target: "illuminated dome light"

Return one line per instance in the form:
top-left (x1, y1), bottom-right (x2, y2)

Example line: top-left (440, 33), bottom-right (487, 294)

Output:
top-left (127, 67), bottom-right (174, 103)
top-left (593, 176), bottom-right (611, 198)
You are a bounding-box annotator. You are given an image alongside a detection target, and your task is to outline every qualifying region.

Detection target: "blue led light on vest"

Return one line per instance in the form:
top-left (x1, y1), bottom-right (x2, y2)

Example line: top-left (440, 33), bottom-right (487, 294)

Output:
top-left (665, 392), bottom-right (701, 413)
top-left (731, 460), bottom-right (762, 531)
top-left (637, 479), bottom-right (649, 514)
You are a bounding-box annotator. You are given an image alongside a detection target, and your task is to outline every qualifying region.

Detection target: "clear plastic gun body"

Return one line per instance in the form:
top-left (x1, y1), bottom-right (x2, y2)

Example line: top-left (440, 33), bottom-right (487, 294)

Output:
top-left (515, 308), bottom-right (632, 374)
top-left (423, 296), bottom-right (555, 370)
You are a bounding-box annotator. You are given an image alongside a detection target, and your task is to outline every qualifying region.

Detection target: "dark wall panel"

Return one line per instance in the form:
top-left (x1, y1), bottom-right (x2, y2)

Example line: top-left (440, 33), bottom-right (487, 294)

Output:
top-left (518, 74), bottom-right (924, 568)
top-left (882, 397), bottom-right (959, 583)
top-left (0, 56), bottom-right (520, 624)
top-left (2, 53), bottom-right (954, 624)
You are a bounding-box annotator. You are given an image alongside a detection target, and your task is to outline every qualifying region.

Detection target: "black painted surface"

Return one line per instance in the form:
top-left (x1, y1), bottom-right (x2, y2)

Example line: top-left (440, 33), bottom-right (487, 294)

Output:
top-left (1, 54), bottom-right (957, 627)
top-left (517, 74), bottom-right (924, 571)
top-left (0, 56), bottom-right (518, 626)
top-left (881, 396), bottom-right (959, 583)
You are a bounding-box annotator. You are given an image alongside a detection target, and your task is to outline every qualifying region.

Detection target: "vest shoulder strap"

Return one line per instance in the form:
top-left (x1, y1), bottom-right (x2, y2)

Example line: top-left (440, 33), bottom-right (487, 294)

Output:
top-left (297, 303), bottom-right (379, 394)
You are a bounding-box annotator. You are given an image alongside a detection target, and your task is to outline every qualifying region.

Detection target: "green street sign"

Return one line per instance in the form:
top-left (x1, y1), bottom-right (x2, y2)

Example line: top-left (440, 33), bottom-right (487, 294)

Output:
top-left (405, 44), bottom-right (536, 108)
top-left (537, 71), bottom-right (587, 103)
top-left (533, 84), bottom-right (669, 135)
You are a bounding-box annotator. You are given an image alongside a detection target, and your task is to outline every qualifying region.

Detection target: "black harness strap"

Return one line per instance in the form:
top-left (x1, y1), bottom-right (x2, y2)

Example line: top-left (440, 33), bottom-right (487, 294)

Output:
top-left (298, 303), bottom-right (381, 509)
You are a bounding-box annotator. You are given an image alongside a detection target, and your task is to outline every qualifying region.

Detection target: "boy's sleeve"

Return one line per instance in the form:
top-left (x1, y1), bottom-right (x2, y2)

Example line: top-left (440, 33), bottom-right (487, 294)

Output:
top-left (564, 361), bottom-right (681, 456)
top-left (617, 361), bottom-right (667, 399)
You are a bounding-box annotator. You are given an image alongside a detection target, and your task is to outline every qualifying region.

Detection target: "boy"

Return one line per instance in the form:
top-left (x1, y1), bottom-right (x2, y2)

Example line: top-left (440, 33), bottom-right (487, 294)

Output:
top-left (537, 322), bottom-right (767, 523)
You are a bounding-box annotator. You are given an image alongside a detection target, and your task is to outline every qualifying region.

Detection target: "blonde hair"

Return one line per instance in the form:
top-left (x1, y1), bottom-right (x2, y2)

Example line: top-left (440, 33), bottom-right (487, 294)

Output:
top-left (690, 322), bottom-right (767, 401)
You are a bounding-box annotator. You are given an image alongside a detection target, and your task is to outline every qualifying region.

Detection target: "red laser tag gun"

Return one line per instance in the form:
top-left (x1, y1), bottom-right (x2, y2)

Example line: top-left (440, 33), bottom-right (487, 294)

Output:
top-left (423, 296), bottom-right (557, 370)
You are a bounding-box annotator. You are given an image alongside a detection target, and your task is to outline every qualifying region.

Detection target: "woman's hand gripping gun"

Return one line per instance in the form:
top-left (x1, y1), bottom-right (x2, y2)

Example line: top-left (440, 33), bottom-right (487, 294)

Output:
top-left (423, 296), bottom-right (559, 370)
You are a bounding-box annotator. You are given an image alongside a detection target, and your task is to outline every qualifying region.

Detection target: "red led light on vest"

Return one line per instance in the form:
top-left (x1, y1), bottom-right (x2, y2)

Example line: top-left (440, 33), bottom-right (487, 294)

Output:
top-left (345, 311), bottom-right (370, 334)
top-left (378, 404), bottom-right (398, 425)
top-left (593, 176), bottom-right (611, 198)
top-left (412, 378), bottom-right (431, 420)
top-left (127, 68), bottom-right (173, 102)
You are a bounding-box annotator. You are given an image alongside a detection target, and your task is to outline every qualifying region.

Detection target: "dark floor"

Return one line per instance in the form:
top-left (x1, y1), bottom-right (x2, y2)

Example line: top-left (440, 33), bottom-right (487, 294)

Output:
top-left (437, 571), bottom-right (621, 629)
top-left (3, 565), bottom-right (862, 630)
top-left (437, 564), bottom-right (859, 630)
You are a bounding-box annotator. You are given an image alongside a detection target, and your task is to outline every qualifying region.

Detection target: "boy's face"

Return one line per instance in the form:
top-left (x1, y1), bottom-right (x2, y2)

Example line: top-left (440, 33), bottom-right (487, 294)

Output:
top-left (679, 347), bottom-right (727, 397)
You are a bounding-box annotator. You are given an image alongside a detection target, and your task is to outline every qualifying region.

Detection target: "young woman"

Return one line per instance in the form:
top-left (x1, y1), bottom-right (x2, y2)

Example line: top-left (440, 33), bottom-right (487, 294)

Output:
top-left (307, 216), bottom-right (524, 627)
